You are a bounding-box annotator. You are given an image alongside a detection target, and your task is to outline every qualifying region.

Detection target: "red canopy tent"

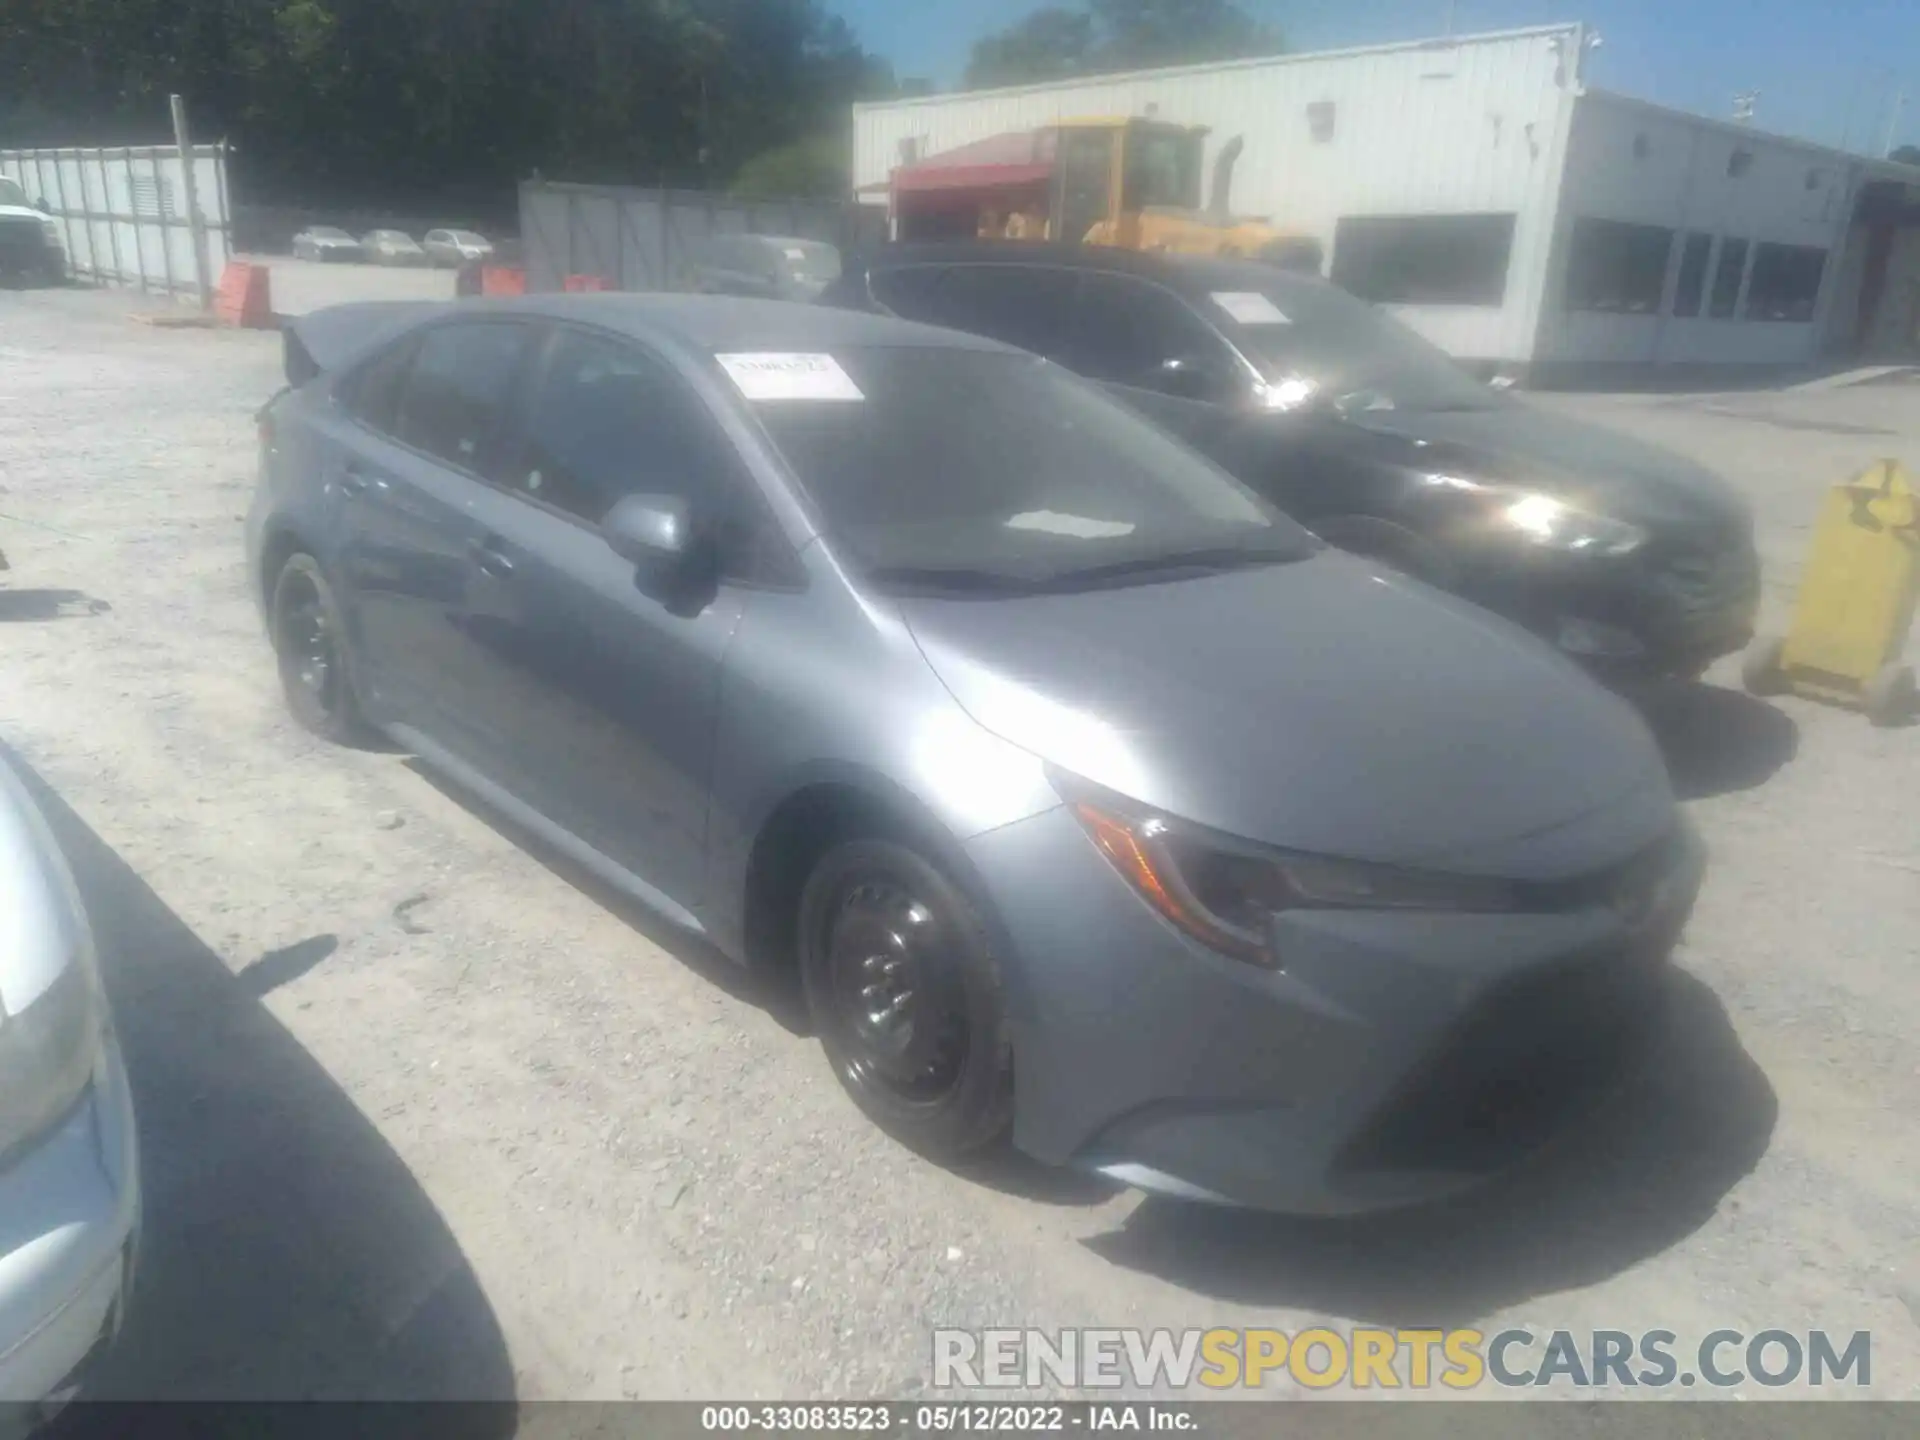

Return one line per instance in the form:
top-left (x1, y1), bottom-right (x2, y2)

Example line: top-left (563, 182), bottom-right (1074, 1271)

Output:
top-left (860, 130), bottom-right (1061, 239)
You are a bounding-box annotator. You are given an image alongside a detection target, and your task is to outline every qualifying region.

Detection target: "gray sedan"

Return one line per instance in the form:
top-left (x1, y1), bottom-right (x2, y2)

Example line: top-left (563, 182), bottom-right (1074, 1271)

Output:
top-left (291, 226), bottom-right (363, 264)
top-left (248, 295), bottom-right (1700, 1214)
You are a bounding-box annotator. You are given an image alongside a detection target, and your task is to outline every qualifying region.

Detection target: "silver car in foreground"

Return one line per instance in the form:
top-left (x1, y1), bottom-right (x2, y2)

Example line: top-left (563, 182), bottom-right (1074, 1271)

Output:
top-left (0, 754), bottom-right (140, 1415)
top-left (249, 295), bottom-right (1701, 1214)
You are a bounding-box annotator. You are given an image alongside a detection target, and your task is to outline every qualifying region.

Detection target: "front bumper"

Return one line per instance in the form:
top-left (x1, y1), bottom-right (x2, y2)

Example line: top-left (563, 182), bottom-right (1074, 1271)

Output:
top-left (966, 807), bottom-right (1703, 1215)
top-left (0, 1031), bottom-right (140, 1411)
top-left (1463, 537), bottom-right (1761, 677)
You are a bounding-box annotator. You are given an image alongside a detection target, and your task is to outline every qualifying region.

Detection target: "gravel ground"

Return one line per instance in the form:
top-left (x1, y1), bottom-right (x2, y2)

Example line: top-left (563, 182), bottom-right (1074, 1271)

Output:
top-left (0, 285), bottom-right (1916, 1409)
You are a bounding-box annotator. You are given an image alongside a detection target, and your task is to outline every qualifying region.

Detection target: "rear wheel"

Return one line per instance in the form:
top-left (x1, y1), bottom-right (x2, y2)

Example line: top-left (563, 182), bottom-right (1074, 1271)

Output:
top-left (1864, 662), bottom-right (1917, 728)
top-left (270, 554), bottom-right (367, 743)
top-left (798, 839), bottom-right (1014, 1158)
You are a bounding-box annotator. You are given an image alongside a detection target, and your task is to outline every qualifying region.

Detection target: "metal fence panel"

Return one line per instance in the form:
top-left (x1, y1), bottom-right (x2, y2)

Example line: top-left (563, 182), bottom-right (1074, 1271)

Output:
top-left (518, 180), bottom-right (877, 294)
top-left (0, 142), bottom-right (231, 302)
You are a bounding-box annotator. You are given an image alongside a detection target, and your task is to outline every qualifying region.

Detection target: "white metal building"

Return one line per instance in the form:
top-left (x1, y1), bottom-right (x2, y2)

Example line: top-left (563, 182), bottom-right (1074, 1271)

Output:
top-left (851, 23), bottom-right (1920, 376)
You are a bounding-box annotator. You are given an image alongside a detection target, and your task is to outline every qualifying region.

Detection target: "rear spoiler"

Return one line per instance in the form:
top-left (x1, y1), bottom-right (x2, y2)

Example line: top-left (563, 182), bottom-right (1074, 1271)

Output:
top-left (282, 300), bottom-right (447, 387)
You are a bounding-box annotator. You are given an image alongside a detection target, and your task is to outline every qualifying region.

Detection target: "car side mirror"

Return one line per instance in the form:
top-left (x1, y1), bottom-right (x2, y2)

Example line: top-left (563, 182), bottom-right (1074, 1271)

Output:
top-left (32, 197), bottom-right (50, 215)
top-left (601, 493), bottom-right (713, 603)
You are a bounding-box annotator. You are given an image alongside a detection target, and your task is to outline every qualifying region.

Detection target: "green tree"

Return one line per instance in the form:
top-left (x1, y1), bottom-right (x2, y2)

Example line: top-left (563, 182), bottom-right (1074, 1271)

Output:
top-left (965, 0), bottom-right (1281, 89)
top-left (730, 134), bottom-right (845, 198)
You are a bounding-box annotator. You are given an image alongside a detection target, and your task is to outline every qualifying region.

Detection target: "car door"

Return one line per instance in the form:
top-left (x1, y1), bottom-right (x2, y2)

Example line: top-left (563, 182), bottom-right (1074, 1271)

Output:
top-left (330, 318), bottom-right (541, 751)
top-left (441, 325), bottom-right (780, 920)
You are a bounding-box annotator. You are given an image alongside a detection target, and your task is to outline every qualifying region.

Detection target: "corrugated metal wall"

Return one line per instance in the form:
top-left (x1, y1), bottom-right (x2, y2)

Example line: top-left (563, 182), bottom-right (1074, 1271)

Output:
top-left (0, 143), bottom-right (230, 301)
top-left (853, 26), bottom-right (1586, 362)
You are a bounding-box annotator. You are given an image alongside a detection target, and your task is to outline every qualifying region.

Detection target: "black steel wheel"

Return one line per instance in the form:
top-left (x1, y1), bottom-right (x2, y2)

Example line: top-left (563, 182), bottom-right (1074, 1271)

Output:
top-left (799, 838), bottom-right (1014, 1157)
top-left (270, 553), bottom-right (366, 743)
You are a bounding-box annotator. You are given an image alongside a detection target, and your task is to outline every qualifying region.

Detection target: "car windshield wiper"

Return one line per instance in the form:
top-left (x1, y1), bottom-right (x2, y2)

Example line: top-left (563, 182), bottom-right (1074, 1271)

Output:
top-left (1040, 544), bottom-right (1307, 588)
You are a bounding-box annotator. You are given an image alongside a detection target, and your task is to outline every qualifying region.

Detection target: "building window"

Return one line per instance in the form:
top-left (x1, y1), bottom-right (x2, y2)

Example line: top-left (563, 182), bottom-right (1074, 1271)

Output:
top-left (1563, 217), bottom-right (1674, 314)
top-left (1709, 237), bottom-right (1749, 318)
top-left (1728, 148), bottom-right (1754, 178)
top-left (1329, 213), bottom-right (1516, 306)
top-left (1672, 232), bottom-right (1712, 318)
top-left (1307, 101), bottom-right (1336, 143)
top-left (1745, 242), bottom-right (1827, 322)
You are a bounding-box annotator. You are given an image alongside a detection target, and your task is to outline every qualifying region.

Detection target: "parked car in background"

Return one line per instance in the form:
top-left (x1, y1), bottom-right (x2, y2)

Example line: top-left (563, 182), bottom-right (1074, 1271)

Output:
top-left (0, 749), bottom-right (140, 1419)
top-left (291, 226), bottom-right (364, 264)
top-left (0, 176), bottom-right (66, 286)
top-left (249, 293), bottom-right (1700, 1216)
top-left (424, 229), bottom-right (495, 268)
top-left (822, 244), bottom-right (1762, 683)
top-left (360, 229), bottom-right (429, 267)
top-left (687, 234), bottom-right (842, 302)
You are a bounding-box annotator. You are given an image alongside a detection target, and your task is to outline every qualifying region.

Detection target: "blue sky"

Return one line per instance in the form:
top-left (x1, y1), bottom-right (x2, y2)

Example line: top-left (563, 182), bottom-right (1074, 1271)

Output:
top-left (827, 0), bottom-right (1920, 155)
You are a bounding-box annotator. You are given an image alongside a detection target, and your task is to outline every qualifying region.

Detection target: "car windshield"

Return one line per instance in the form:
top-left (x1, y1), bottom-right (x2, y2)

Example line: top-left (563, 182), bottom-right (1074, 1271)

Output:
top-left (0, 177), bottom-right (29, 207)
top-left (1208, 276), bottom-right (1506, 415)
top-left (451, 231), bottom-right (488, 245)
top-left (741, 346), bottom-right (1315, 592)
top-left (312, 228), bottom-right (353, 241)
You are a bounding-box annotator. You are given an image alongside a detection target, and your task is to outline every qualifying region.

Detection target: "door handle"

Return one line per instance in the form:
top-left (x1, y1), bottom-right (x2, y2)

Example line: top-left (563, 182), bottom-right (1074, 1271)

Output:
top-left (339, 466), bottom-right (370, 497)
top-left (467, 536), bottom-right (516, 579)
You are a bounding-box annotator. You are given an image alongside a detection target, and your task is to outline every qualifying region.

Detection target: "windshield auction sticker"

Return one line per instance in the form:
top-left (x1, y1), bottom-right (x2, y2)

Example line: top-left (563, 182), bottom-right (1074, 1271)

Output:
top-left (1209, 292), bottom-right (1290, 326)
top-left (716, 352), bottom-right (865, 402)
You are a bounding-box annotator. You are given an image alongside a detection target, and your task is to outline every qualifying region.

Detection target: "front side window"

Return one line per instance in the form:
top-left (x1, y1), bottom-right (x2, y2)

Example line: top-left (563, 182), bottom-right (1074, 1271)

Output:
top-left (1064, 275), bottom-right (1243, 400)
top-left (1123, 128), bottom-right (1202, 211)
top-left (0, 177), bottom-right (29, 208)
top-left (511, 329), bottom-right (778, 578)
top-left (392, 322), bottom-right (533, 475)
top-left (741, 346), bottom-right (1313, 592)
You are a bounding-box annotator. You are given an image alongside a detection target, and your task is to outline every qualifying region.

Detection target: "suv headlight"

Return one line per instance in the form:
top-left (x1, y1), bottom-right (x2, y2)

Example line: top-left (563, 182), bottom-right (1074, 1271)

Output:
top-left (1055, 773), bottom-right (1523, 968)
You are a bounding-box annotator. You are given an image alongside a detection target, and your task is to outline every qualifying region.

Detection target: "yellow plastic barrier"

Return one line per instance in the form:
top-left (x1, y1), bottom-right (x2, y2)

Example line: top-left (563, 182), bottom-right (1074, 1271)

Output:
top-left (1743, 459), bottom-right (1919, 725)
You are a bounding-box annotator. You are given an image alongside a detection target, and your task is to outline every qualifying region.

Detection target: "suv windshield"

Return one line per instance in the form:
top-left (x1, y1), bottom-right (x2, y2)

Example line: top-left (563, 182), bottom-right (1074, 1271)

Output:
top-left (0, 178), bottom-right (30, 208)
top-left (742, 347), bottom-right (1314, 592)
top-left (1211, 277), bottom-right (1504, 415)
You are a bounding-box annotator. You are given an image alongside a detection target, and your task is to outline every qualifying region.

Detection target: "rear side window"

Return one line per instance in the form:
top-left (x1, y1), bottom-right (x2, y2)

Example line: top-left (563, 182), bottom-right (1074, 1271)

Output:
top-left (342, 338), bottom-right (418, 434)
top-left (898, 265), bottom-right (1080, 359)
top-left (393, 322), bottom-right (533, 475)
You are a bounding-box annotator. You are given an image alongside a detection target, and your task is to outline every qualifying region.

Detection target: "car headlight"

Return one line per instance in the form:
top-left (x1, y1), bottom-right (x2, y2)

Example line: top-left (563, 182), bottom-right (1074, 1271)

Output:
top-left (39, 218), bottom-right (61, 248)
top-left (1425, 476), bottom-right (1645, 558)
top-left (1055, 774), bottom-right (1523, 968)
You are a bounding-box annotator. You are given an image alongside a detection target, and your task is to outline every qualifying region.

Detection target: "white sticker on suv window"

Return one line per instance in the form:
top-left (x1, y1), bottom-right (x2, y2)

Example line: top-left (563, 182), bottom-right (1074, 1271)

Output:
top-left (1005, 511), bottom-right (1136, 539)
top-left (716, 352), bottom-right (864, 402)
top-left (782, 247), bottom-right (808, 261)
top-left (1210, 291), bottom-right (1291, 325)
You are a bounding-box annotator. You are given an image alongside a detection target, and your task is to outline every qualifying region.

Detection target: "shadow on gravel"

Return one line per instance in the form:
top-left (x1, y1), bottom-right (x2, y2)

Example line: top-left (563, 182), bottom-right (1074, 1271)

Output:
top-left (1634, 682), bottom-right (1799, 800)
top-left (0, 589), bottom-right (109, 622)
top-left (1082, 968), bottom-right (1775, 1326)
top-left (399, 756), bottom-right (809, 1035)
top-left (0, 745), bottom-right (516, 1421)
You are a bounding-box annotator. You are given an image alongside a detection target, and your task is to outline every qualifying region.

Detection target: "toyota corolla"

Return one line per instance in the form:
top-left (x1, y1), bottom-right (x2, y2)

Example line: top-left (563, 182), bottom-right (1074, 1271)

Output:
top-left (248, 295), bottom-right (1703, 1214)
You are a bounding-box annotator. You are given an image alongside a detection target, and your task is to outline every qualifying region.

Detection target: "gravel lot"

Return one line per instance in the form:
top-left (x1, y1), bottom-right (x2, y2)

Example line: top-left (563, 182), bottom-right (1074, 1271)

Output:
top-left (1, 284), bottom-right (1916, 1409)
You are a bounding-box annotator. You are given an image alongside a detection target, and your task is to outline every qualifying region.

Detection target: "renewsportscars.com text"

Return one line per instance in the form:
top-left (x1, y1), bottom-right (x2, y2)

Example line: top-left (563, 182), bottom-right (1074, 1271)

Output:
top-left (932, 1327), bottom-right (1873, 1391)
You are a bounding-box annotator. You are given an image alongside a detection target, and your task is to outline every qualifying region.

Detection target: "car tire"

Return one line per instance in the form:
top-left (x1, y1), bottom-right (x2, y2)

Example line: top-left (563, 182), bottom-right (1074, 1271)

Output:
top-left (1740, 634), bottom-right (1790, 697)
top-left (270, 553), bottom-right (368, 744)
top-left (798, 838), bottom-right (1015, 1159)
top-left (1864, 661), bottom-right (1917, 728)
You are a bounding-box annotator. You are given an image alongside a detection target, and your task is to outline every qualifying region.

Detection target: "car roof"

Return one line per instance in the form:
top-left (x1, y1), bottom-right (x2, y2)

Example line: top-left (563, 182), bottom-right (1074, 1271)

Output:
top-left (853, 241), bottom-right (1326, 302)
top-left (381, 293), bottom-right (1019, 355)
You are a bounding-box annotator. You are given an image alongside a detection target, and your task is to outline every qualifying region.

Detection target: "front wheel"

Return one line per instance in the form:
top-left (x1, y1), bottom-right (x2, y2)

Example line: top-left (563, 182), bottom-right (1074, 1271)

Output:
top-left (798, 839), bottom-right (1014, 1158)
top-left (270, 553), bottom-right (368, 744)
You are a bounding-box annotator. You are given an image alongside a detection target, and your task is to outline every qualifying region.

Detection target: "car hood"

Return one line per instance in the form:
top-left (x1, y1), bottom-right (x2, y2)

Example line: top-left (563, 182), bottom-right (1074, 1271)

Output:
top-left (1328, 401), bottom-right (1753, 542)
top-left (900, 554), bottom-right (1672, 875)
top-left (0, 756), bottom-right (88, 1015)
top-left (0, 205), bottom-right (46, 222)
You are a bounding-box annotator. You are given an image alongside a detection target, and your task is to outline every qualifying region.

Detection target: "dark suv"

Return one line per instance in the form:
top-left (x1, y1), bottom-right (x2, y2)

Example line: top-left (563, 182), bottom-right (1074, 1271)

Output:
top-left (821, 243), bottom-right (1761, 681)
